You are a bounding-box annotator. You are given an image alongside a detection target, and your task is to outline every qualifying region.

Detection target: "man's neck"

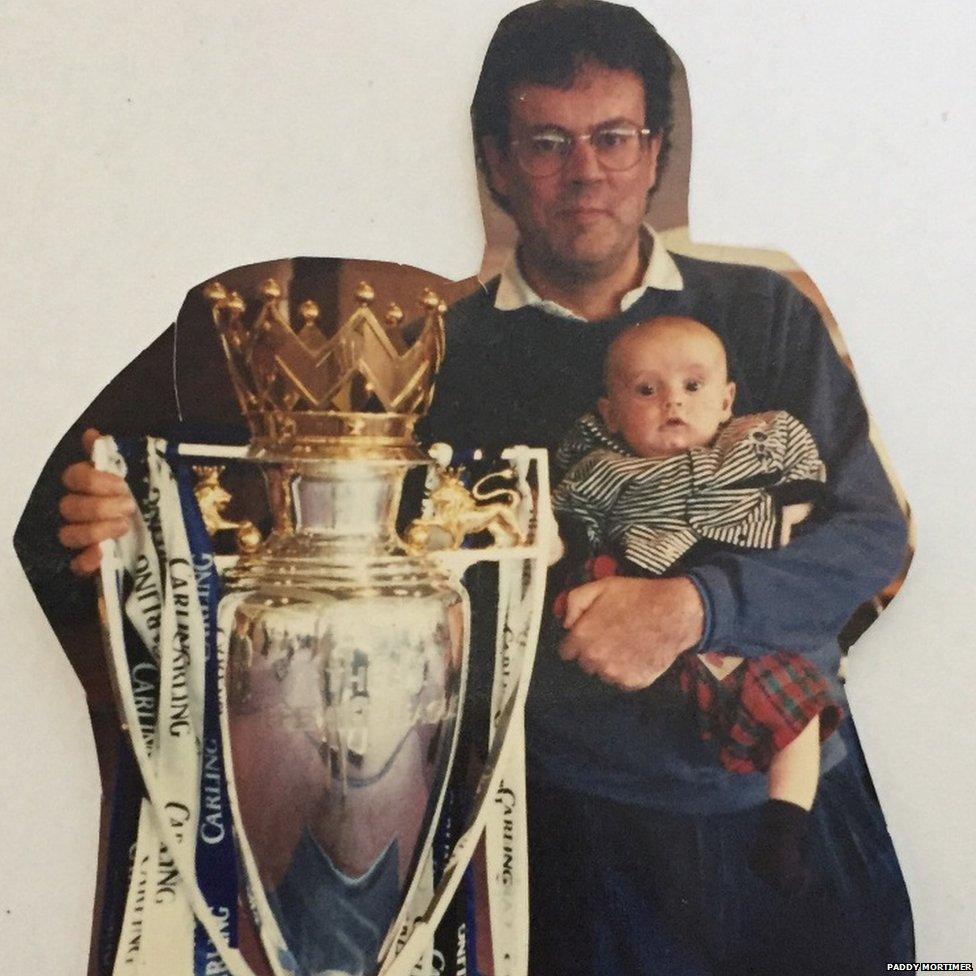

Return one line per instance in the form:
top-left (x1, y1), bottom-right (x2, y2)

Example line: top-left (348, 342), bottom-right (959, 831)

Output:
top-left (518, 236), bottom-right (646, 321)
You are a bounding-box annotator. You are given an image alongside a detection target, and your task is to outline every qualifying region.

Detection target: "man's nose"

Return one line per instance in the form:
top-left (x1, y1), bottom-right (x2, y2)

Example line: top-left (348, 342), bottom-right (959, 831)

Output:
top-left (563, 135), bottom-right (604, 181)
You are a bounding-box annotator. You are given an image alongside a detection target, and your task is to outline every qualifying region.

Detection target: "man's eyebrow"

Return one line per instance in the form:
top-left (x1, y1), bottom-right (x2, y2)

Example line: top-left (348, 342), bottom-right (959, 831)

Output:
top-left (595, 116), bottom-right (642, 129)
top-left (525, 115), bottom-right (642, 133)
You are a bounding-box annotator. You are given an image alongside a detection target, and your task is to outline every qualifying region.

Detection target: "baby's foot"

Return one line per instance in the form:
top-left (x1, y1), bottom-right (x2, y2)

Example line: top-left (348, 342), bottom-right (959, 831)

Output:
top-left (748, 799), bottom-right (812, 895)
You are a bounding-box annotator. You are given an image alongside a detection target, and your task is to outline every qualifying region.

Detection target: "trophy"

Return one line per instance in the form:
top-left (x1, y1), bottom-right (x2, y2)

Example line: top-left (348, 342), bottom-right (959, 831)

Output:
top-left (94, 269), bottom-right (552, 976)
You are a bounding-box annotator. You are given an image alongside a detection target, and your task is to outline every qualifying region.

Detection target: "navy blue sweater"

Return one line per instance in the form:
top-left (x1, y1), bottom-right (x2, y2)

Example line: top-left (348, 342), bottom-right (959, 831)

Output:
top-left (17, 252), bottom-right (907, 813)
top-left (422, 253), bottom-right (908, 813)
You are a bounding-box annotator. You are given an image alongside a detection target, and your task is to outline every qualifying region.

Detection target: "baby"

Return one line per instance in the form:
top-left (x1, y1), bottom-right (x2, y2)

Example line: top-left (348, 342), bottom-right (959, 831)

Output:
top-left (551, 315), bottom-right (842, 892)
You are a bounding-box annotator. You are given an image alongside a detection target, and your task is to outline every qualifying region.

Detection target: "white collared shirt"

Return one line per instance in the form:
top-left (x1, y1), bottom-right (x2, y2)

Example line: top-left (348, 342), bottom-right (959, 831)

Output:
top-left (493, 226), bottom-right (684, 321)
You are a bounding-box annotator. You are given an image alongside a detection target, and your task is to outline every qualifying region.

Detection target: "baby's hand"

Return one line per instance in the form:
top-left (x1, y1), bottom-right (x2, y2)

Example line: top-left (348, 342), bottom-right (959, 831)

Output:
top-left (541, 494), bottom-right (564, 566)
top-left (779, 501), bottom-right (813, 547)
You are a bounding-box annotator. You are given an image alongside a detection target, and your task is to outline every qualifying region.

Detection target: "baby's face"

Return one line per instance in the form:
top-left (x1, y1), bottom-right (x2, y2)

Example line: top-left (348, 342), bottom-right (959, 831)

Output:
top-left (599, 319), bottom-right (736, 459)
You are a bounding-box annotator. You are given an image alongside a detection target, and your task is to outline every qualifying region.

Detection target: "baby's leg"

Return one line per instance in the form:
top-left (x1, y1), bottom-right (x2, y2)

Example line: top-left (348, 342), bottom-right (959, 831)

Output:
top-left (697, 650), bottom-right (742, 681)
top-left (751, 716), bottom-right (821, 894)
top-left (687, 651), bottom-right (829, 892)
top-left (767, 714), bottom-right (820, 810)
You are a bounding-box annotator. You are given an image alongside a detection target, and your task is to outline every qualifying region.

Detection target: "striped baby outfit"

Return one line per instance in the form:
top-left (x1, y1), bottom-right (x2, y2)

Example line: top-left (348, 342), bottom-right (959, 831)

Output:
top-left (552, 410), bottom-right (842, 773)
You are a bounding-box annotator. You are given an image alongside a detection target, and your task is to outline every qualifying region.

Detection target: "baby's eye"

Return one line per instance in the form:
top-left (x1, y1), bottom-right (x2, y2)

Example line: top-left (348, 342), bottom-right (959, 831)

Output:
top-left (685, 380), bottom-right (702, 392)
top-left (637, 384), bottom-right (656, 396)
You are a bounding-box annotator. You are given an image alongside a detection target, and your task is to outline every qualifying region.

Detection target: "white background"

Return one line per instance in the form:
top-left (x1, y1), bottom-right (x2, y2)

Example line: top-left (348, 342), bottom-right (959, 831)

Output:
top-left (1, 1), bottom-right (973, 970)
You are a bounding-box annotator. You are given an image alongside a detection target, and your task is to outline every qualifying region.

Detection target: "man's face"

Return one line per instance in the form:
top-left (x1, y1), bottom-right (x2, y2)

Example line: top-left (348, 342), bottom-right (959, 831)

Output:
top-left (484, 64), bottom-right (661, 284)
top-left (599, 318), bottom-right (736, 459)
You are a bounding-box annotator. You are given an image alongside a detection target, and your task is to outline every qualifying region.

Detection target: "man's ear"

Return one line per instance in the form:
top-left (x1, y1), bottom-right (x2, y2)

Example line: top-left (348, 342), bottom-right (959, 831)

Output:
top-left (482, 136), bottom-right (512, 200)
top-left (645, 133), bottom-right (663, 191)
top-left (597, 396), bottom-right (617, 432)
top-left (721, 381), bottom-right (736, 420)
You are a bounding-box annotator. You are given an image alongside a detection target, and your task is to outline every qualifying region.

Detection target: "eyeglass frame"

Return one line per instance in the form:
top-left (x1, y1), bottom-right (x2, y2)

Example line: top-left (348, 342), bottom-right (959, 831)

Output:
top-left (507, 121), bottom-right (656, 177)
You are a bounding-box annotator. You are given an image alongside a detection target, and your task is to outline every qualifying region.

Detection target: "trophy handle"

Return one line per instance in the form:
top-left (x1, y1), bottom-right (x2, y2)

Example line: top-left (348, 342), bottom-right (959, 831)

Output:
top-left (400, 449), bottom-right (524, 555)
top-left (381, 446), bottom-right (555, 976)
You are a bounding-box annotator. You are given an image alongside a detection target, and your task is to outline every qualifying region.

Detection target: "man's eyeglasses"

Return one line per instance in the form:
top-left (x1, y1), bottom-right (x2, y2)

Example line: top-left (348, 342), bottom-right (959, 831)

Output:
top-left (509, 124), bottom-right (654, 177)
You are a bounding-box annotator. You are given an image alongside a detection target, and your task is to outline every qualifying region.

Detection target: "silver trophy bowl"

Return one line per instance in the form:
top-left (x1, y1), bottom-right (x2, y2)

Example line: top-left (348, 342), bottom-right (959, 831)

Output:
top-left (222, 458), bottom-right (467, 976)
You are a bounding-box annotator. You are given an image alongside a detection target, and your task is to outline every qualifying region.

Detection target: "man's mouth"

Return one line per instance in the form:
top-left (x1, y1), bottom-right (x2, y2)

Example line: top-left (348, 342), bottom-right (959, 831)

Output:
top-left (561, 206), bottom-right (608, 223)
top-left (560, 200), bottom-right (609, 216)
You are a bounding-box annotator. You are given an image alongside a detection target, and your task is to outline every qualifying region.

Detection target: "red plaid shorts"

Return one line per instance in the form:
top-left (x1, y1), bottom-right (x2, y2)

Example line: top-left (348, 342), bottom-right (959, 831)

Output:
top-left (678, 649), bottom-right (843, 774)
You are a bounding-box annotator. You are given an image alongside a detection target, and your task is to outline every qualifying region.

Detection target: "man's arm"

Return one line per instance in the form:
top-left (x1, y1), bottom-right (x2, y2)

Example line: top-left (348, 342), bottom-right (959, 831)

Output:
top-left (13, 324), bottom-right (182, 626)
top-left (19, 264), bottom-right (273, 627)
top-left (559, 575), bottom-right (703, 689)
top-left (559, 273), bottom-right (908, 687)
top-left (687, 279), bottom-right (908, 656)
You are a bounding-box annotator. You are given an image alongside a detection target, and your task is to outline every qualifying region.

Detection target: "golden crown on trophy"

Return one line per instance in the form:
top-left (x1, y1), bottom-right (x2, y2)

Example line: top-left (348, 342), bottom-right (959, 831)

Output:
top-left (205, 277), bottom-right (446, 459)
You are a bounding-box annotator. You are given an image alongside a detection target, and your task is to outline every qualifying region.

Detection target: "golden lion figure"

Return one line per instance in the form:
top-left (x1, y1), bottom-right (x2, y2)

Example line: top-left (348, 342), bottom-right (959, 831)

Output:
top-left (404, 468), bottom-right (525, 553)
top-left (193, 466), bottom-right (241, 534)
top-left (192, 465), bottom-right (262, 552)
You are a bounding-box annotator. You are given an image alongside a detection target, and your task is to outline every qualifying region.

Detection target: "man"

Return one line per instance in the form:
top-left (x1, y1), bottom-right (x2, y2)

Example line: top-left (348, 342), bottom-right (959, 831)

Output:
top-left (420, 4), bottom-right (913, 975)
top-left (36, 2), bottom-right (912, 974)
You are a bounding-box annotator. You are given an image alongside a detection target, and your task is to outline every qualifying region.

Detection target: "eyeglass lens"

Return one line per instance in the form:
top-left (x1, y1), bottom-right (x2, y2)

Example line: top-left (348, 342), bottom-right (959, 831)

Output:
top-left (514, 126), bottom-right (647, 176)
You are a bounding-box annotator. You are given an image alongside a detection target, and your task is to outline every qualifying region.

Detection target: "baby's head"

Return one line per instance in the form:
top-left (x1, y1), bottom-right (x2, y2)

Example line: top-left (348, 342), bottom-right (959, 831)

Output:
top-left (599, 316), bottom-right (736, 459)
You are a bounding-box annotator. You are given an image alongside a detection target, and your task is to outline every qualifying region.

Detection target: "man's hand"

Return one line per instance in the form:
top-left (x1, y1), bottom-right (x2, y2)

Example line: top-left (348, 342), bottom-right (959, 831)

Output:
top-left (58, 428), bottom-right (135, 576)
top-left (559, 576), bottom-right (704, 690)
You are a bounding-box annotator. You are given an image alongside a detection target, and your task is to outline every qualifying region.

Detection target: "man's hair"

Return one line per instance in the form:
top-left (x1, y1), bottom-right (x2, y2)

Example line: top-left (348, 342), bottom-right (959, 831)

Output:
top-left (472, 0), bottom-right (675, 209)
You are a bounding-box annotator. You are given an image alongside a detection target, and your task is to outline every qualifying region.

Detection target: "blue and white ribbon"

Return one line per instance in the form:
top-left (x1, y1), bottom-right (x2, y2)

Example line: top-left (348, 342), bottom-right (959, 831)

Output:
top-left (173, 456), bottom-right (240, 976)
top-left (99, 438), bottom-right (251, 976)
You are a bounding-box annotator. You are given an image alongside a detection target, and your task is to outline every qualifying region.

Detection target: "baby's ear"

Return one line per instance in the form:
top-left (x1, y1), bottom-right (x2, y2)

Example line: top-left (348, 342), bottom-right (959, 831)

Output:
top-left (721, 381), bottom-right (736, 420)
top-left (597, 396), bottom-right (616, 431)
